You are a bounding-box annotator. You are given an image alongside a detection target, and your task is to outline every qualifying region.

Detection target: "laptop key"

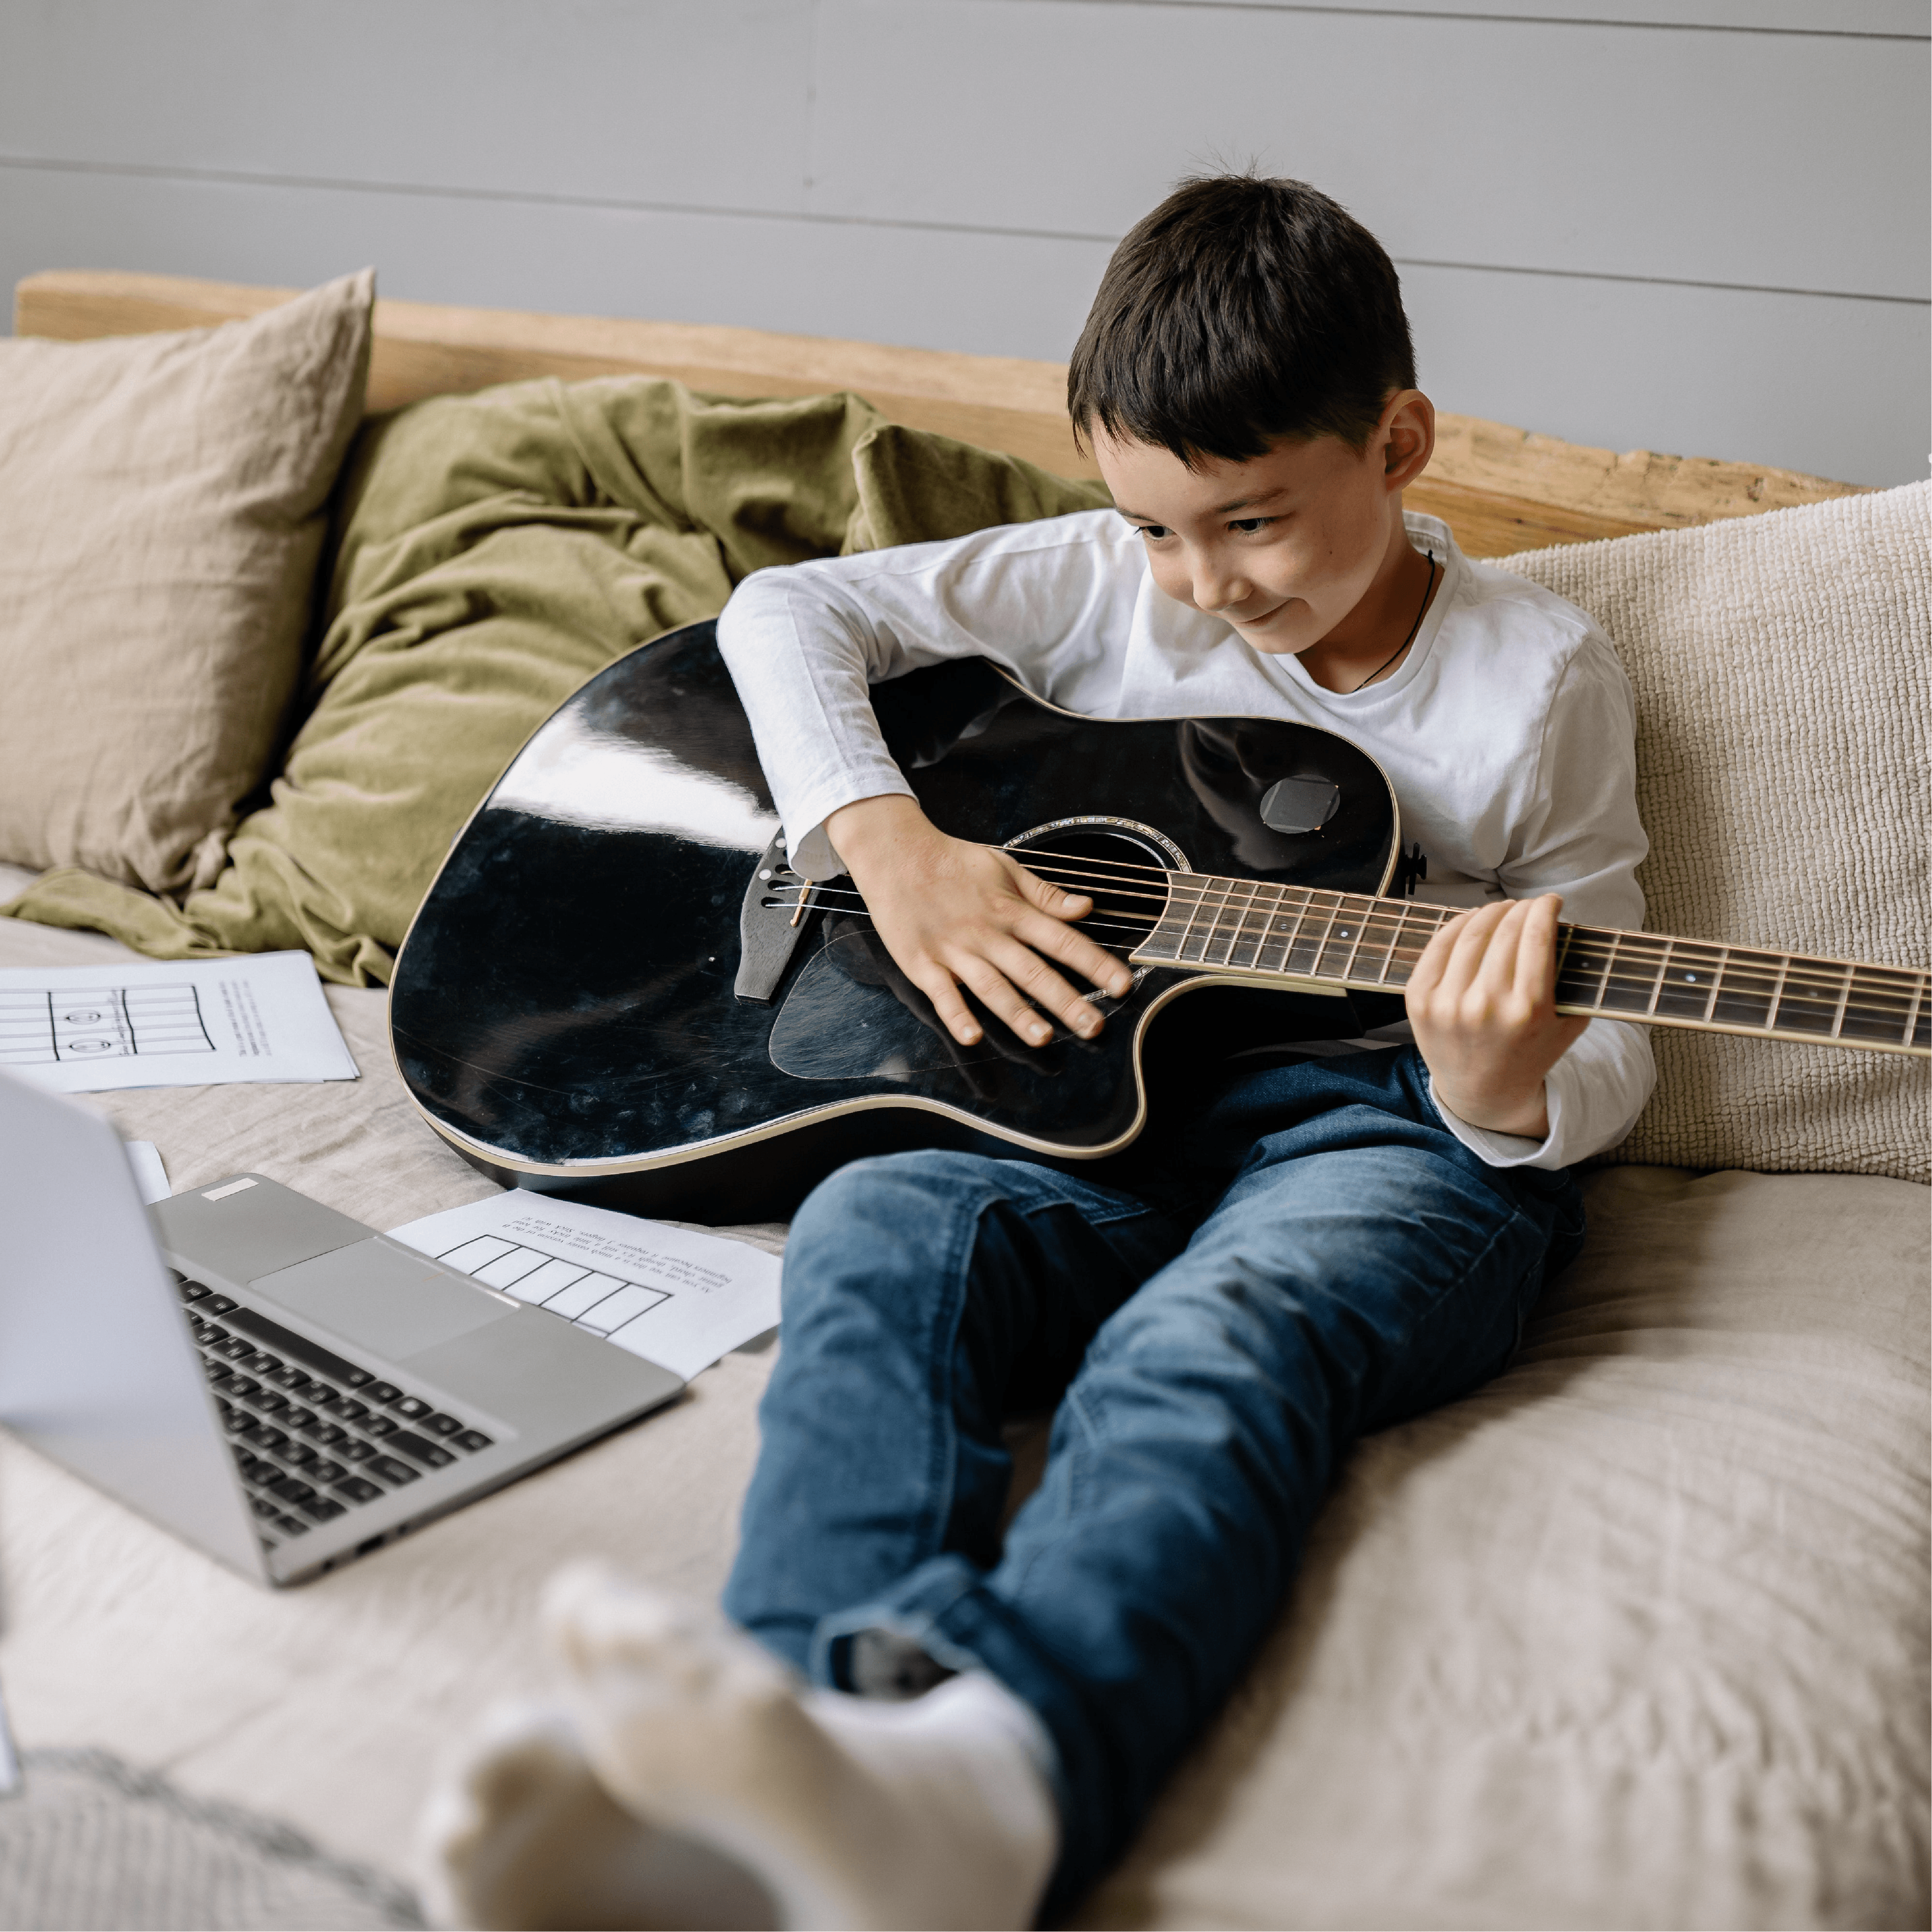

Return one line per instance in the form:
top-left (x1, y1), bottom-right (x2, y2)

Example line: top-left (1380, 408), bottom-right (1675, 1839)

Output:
top-left (250, 1496), bottom-right (280, 1519)
top-left (215, 1339), bottom-right (253, 1362)
top-left (178, 1280), bottom-right (212, 1302)
top-left (255, 1427), bottom-right (291, 1456)
top-left (308, 1422), bottom-right (349, 1448)
top-left (389, 1432), bottom-right (456, 1469)
top-left (240, 1350), bottom-right (280, 1373)
top-left (327, 1398), bottom-right (370, 1423)
top-left (388, 1395), bottom-right (434, 1421)
top-left (221, 1307), bottom-right (375, 1391)
top-left (202, 1294), bottom-right (237, 1314)
top-left (452, 1430), bottom-right (495, 1453)
top-left (368, 1456), bottom-right (420, 1486)
top-left (334, 1477), bottom-right (383, 1505)
top-left (277, 1513), bottom-right (311, 1536)
top-left (364, 1383), bottom-right (403, 1406)
top-left (341, 1440), bottom-right (377, 1464)
top-left (302, 1496), bottom-right (347, 1522)
top-left (252, 1392), bottom-right (289, 1416)
top-left (361, 1416), bottom-right (398, 1440)
top-left (283, 1444), bottom-right (319, 1469)
top-left (422, 1413), bottom-right (463, 1437)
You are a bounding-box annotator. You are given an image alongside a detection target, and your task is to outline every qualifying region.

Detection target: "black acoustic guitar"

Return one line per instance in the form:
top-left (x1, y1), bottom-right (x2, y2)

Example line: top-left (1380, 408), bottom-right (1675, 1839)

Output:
top-left (390, 621), bottom-right (1928, 1222)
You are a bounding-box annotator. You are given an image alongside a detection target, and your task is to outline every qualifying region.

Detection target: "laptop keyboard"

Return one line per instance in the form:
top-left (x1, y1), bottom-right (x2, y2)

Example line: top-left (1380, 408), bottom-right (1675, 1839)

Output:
top-left (170, 1272), bottom-right (497, 1549)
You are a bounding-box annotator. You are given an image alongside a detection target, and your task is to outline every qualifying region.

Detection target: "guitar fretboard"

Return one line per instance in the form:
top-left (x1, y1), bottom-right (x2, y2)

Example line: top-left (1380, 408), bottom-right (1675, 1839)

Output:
top-left (1131, 875), bottom-right (1930, 1057)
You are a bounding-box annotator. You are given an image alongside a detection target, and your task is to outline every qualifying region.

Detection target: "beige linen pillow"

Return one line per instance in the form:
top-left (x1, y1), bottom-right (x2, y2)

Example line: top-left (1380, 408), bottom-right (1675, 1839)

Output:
top-left (1498, 481), bottom-right (1929, 1182)
top-left (0, 271), bottom-right (373, 893)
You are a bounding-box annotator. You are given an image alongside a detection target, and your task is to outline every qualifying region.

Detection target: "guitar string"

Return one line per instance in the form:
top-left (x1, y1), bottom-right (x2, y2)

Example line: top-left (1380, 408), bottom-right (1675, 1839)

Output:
top-left (771, 871), bottom-right (1920, 1008)
top-left (770, 845), bottom-right (1922, 1002)
top-left (977, 855), bottom-right (1923, 1002)
top-left (765, 873), bottom-right (1920, 1010)
top-left (772, 842), bottom-right (1907, 993)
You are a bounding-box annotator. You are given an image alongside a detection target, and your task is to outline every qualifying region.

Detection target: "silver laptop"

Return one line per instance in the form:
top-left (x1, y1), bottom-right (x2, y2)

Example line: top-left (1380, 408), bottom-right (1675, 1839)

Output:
top-left (0, 1069), bottom-right (684, 1586)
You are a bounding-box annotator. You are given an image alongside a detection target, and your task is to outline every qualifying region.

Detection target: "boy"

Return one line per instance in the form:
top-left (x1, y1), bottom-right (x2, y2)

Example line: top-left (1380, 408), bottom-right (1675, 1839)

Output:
top-left (427, 176), bottom-right (1653, 1929)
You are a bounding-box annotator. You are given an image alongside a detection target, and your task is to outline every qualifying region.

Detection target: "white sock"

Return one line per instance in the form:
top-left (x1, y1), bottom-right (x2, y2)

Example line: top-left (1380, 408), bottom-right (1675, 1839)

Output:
top-left (541, 1561), bottom-right (1062, 1931)
top-left (416, 1699), bottom-right (784, 1930)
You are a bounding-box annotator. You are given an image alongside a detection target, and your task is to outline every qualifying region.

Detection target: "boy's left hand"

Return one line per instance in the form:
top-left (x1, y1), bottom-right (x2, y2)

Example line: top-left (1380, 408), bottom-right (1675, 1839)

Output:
top-left (1405, 894), bottom-right (1589, 1141)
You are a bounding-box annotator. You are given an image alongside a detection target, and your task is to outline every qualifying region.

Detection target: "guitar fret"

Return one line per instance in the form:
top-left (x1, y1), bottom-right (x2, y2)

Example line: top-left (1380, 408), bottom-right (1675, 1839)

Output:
top-left (1228, 881), bottom-right (1268, 972)
top-left (1763, 953), bottom-right (1793, 1033)
top-left (1250, 887), bottom-right (1286, 975)
top-left (1275, 889), bottom-right (1328, 978)
top-left (1644, 938), bottom-right (1671, 1017)
top-left (1247, 881), bottom-right (1286, 971)
top-left (1313, 896), bottom-right (1370, 984)
top-left (1598, 932), bottom-right (1668, 1015)
top-left (1564, 929), bottom-right (1617, 1010)
top-left (1169, 874), bottom-right (1216, 961)
top-left (1703, 945), bottom-right (1729, 1026)
top-left (1213, 881), bottom-right (1259, 966)
top-left (1649, 938), bottom-right (1726, 1022)
top-left (1367, 903), bottom-right (1407, 984)
top-left (1837, 964), bottom-right (1925, 1049)
top-left (1273, 884), bottom-right (1311, 974)
top-left (1829, 967), bottom-right (1854, 1040)
top-left (1770, 952), bottom-right (1846, 1038)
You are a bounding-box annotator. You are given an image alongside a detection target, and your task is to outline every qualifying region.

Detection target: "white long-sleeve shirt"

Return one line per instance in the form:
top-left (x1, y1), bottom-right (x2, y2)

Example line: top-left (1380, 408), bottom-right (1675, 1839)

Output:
top-left (716, 509), bottom-right (1655, 1171)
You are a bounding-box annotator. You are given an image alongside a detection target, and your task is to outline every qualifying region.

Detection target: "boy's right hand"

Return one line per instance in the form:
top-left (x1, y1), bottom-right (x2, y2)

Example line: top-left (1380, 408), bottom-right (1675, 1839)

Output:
top-left (827, 794), bottom-right (1135, 1050)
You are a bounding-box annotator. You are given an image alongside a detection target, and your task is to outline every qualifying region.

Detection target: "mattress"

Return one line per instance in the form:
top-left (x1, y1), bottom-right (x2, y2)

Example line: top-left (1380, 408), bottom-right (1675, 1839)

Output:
top-left (1, 906), bottom-right (1924, 1929)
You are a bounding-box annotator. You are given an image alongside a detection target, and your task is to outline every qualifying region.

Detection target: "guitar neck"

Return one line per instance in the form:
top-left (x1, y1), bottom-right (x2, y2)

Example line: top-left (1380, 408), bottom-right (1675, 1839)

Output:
top-left (1130, 875), bottom-right (1931, 1058)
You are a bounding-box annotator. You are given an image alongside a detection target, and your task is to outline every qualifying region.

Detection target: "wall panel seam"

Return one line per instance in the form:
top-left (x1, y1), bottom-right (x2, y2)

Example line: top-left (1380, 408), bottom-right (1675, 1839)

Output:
top-left (3, 156), bottom-right (1923, 309)
top-left (1027, 0), bottom-right (1930, 40)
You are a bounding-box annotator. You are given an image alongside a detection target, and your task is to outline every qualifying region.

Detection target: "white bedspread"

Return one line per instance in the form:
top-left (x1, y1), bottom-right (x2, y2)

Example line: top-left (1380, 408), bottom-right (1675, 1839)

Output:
top-left (1, 912), bottom-right (1924, 1928)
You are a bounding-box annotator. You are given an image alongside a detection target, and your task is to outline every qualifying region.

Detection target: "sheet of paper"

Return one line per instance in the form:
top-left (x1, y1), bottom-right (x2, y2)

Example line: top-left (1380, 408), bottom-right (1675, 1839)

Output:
top-left (388, 1193), bottom-right (782, 1382)
top-left (0, 953), bottom-right (356, 1094)
top-left (124, 1140), bottom-right (170, 1204)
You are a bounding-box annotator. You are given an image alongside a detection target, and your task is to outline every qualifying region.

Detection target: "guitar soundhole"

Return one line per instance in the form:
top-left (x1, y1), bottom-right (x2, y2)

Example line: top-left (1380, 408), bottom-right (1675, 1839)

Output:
top-left (1003, 818), bottom-right (1185, 963)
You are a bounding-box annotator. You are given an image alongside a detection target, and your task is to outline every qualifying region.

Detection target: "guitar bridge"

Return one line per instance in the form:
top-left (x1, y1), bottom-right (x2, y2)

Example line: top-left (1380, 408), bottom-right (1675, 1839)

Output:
top-left (736, 833), bottom-right (818, 1002)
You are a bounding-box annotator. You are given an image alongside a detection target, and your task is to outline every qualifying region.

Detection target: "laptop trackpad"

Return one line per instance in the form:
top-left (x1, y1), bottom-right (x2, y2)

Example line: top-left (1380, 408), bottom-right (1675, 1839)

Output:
top-left (250, 1237), bottom-right (511, 1361)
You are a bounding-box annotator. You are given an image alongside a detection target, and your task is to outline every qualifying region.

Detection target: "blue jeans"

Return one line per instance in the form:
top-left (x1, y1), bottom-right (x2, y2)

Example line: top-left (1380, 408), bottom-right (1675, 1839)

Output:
top-left (723, 1049), bottom-right (1585, 1919)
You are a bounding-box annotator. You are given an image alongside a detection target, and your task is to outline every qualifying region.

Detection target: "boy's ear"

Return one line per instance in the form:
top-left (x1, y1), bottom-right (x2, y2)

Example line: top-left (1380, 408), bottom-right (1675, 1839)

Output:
top-left (1379, 390), bottom-right (1435, 492)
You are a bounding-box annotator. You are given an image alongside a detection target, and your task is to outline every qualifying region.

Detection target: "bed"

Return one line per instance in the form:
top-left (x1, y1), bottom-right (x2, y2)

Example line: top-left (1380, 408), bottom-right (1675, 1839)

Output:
top-left (0, 272), bottom-right (1924, 1931)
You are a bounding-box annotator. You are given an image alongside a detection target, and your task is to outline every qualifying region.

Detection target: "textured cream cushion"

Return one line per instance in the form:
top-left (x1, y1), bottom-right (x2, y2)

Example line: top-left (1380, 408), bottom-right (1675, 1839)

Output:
top-left (0, 273), bottom-right (373, 894)
top-left (1498, 482), bottom-right (1929, 1183)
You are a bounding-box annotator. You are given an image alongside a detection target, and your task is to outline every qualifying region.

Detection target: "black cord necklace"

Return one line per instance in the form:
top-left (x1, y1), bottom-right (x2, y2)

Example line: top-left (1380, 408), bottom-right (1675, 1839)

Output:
top-left (1347, 550), bottom-right (1437, 693)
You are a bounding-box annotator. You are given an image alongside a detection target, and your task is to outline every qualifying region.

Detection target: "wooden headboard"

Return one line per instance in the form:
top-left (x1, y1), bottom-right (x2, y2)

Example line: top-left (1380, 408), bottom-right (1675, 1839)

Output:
top-left (15, 270), bottom-right (1861, 560)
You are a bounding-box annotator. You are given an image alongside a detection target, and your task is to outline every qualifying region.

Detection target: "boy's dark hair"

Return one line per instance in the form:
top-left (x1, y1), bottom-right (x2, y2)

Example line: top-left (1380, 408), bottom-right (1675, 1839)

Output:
top-left (1068, 175), bottom-right (1416, 466)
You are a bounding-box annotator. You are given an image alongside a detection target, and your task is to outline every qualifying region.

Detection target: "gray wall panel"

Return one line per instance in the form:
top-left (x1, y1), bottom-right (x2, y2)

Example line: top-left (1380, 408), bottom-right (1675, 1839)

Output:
top-left (1, 0), bottom-right (1924, 486)
top-left (1403, 262), bottom-right (1929, 485)
top-left (0, 164), bottom-right (1116, 362)
top-left (5, 163), bottom-right (1921, 485)
top-left (0, 0), bottom-right (816, 209)
top-left (807, 1), bottom-right (1926, 299)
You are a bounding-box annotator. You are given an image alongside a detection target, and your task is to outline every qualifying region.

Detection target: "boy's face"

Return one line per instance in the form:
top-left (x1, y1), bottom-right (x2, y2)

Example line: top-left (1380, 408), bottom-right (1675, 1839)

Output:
top-left (1092, 396), bottom-right (1429, 658)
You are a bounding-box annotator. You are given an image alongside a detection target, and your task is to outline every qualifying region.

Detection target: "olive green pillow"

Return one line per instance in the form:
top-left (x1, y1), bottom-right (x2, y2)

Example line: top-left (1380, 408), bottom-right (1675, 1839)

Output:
top-left (4, 375), bottom-right (1105, 983)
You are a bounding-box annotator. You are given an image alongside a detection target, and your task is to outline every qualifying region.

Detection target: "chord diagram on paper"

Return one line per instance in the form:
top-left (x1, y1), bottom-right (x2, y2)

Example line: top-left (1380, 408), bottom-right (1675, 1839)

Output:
top-left (0, 984), bottom-right (216, 1066)
top-left (429, 1234), bottom-right (673, 1347)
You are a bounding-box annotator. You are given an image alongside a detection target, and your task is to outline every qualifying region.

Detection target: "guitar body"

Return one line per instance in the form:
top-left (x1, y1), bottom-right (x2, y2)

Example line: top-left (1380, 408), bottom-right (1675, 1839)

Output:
top-left (391, 621), bottom-right (1402, 1221)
